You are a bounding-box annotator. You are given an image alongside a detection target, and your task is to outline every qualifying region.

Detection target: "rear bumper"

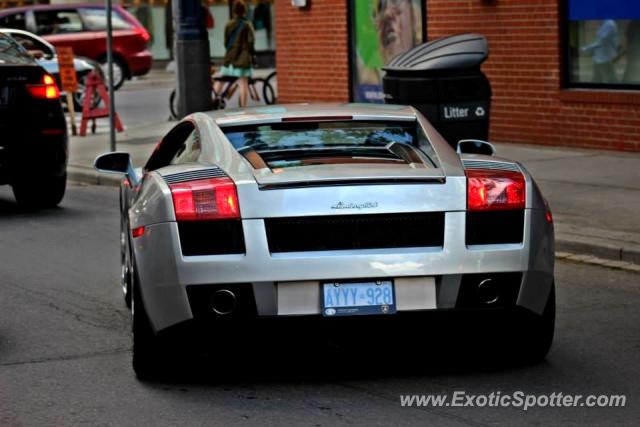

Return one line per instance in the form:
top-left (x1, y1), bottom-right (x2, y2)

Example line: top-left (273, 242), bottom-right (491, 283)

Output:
top-left (126, 50), bottom-right (152, 76)
top-left (133, 209), bottom-right (555, 333)
top-left (0, 133), bottom-right (68, 184)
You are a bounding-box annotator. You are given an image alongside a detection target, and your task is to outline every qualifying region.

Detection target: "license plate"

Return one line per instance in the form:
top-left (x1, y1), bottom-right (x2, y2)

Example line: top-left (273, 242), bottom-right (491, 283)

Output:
top-left (322, 280), bottom-right (396, 317)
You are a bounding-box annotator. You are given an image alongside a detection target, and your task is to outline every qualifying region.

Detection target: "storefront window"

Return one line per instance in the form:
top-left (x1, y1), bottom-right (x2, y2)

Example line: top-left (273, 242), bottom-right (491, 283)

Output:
top-left (350, 0), bottom-right (424, 103)
top-left (126, 0), bottom-right (274, 61)
top-left (566, 0), bottom-right (640, 88)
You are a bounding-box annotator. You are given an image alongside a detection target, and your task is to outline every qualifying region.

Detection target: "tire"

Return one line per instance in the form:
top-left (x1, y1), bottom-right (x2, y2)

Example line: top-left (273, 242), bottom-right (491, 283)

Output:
top-left (169, 89), bottom-right (178, 120)
top-left (263, 71), bottom-right (277, 104)
top-left (131, 275), bottom-right (162, 381)
top-left (212, 92), bottom-right (226, 110)
top-left (99, 57), bottom-right (127, 90)
top-left (120, 221), bottom-right (132, 309)
top-left (12, 174), bottom-right (66, 208)
top-left (73, 73), bottom-right (101, 111)
top-left (262, 80), bottom-right (276, 105)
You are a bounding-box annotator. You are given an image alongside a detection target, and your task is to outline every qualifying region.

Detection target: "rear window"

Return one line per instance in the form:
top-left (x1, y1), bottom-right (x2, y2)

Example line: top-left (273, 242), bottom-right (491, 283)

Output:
top-left (0, 33), bottom-right (36, 65)
top-left (223, 120), bottom-right (437, 169)
top-left (225, 121), bottom-right (415, 149)
top-left (80, 8), bottom-right (132, 31)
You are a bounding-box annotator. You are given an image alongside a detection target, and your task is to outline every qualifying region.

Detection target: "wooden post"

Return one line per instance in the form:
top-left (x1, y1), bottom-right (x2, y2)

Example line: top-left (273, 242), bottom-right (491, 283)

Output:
top-left (66, 92), bottom-right (77, 135)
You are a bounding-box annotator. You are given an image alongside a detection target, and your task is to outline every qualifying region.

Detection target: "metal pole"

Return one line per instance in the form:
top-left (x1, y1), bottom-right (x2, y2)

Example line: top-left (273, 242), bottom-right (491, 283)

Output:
top-left (106, 0), bottom-right (116, 152)
top-left (175, 0), bottom-right (213, 118)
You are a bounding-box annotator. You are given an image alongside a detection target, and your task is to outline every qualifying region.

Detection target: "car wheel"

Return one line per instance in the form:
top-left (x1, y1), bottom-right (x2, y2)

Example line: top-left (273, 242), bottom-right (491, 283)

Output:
top-left (12, 174), bottom-right (66, 208)
top-left (99, 57), bottom-right (127, 90)
top-left (169, 89), bottom-right (178, 120)
top-left (131, 275), bottom-right (162, 381)
top-left (73, 74), bottom-right (101, 111)
top-left (121, 225), bottom-right (132, 309)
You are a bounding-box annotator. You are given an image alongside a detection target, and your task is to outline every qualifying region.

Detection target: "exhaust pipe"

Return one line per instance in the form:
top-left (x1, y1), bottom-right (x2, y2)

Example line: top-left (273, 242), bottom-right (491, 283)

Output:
top-left (211, 289), bottom-right (236, 315)
top-left (476, 278), bottom-right (500, 305)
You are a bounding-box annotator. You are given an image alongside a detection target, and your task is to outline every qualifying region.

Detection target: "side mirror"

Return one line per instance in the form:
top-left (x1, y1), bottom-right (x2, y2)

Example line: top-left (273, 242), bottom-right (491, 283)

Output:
top-left (94, 152), bottom-right (130, 173)
top-left (456, 139), bottom-right (496, 156)
top-left (94, 152), bottom-right (141, 185)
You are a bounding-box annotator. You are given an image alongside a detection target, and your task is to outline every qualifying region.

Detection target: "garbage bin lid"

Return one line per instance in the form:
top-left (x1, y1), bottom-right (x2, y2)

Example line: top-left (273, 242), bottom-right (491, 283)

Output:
top-left (383, 33), bottom-right (489, 73)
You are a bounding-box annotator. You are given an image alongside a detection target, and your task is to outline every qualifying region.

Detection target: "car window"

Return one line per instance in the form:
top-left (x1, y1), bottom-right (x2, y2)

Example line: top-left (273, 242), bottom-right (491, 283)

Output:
top-left (144, 122), bottom-right (198, 172)
top-left (0, 33), bottom-right (36, 65)
top-left (80, 8), bottom-right (132, 31)
top-left (170, 129), bottom-right (202, 165)
top-left (222, 120), bottom-right (438, 169)
top-left (224, 121), bottom-right (417, 151)
top-left (8, 33), bottom-right (54, 58)
top-left (34, 10), bottom-right (83, 35)
top-left (0, 12), bottom-right (27, 30)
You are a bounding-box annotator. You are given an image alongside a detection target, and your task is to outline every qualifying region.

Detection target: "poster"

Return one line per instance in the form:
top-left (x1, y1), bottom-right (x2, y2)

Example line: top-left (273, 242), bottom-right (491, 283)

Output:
top-left (351, 0), bottom-right (424, 103)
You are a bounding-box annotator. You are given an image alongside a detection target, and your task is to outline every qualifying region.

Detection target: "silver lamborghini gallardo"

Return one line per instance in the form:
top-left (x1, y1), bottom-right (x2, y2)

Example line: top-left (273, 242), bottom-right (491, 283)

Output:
top-left (95, 103), bottom-right (555, 379)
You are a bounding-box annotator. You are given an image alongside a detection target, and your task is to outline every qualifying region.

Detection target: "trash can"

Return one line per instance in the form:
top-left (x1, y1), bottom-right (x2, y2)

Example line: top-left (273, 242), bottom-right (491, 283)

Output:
top-left (383, 34), bottom-right (491, 148)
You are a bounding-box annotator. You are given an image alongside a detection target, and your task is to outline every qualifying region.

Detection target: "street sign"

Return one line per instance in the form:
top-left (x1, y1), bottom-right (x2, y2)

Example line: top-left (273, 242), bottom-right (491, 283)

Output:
top-left (56, 46), bottom-right (78, 134)
top-left (55, 46), bottom-right (78, 93)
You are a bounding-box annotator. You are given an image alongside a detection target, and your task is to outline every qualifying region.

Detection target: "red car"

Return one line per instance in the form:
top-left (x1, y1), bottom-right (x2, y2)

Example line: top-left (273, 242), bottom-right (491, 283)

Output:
top-left (0, 3), bottom-right (152, 89)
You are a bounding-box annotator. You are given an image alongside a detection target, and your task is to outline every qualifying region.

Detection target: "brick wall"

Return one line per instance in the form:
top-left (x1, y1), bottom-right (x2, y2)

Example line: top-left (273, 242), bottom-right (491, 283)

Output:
top-left (274, 0), bottom-right (640, 151)
top-left (427, 0), bottom-right (640, 152)
top-left (274, 0), bottom-right (349, 102)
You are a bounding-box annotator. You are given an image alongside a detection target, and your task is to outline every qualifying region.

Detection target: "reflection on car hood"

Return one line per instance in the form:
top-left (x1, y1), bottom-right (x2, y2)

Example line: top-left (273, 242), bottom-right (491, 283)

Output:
top-left (37, 56), bottom-right (95, 75)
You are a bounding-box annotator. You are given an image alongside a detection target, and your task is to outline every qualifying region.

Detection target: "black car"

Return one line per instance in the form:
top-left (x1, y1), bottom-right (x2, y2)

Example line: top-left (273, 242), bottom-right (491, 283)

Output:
top-left (0, 32), bottom-right (67, 207)
top-left (1, 28), bottom-right (101, 110)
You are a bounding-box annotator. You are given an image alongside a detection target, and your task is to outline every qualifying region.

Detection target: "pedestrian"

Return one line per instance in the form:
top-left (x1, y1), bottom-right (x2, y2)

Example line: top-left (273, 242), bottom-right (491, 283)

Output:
top-left (214, 0), bottom-right (255, 108)
top-left (623, 21), bottom-right (640, 84)
top-left (581, 20), bottom-right (620, 83)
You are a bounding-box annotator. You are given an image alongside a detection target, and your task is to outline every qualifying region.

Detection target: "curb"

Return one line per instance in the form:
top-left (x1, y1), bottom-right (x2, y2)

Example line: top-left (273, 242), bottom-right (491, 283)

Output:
top-left (556, 239), bottom-right (640, 266)
top-left (68, 165), bottom-right (640, 269)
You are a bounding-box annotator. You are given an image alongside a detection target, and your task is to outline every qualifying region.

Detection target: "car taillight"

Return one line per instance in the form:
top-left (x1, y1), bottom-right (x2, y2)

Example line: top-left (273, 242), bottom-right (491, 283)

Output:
top-left (466, 169), bottom-right (525, 211)
top-left (544, 199), bottom-right (553, 224)
top-left (26, 74), bottom-right (60, 99)
top-left (131, 226), bottom-right (145, 238)
top-left (169, 177), bottom-right (240, 221)
top-left (135, 26), bottom-right (151, 43)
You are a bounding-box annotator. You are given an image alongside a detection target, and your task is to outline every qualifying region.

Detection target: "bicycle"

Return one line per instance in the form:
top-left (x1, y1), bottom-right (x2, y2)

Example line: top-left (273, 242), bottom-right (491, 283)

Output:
top-left (169, 69), bottom-right (276, 119)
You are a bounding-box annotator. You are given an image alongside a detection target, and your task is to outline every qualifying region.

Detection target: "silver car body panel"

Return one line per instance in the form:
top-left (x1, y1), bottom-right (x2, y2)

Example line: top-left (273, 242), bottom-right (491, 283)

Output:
top-left (120, 104), bottom-right (554, 332)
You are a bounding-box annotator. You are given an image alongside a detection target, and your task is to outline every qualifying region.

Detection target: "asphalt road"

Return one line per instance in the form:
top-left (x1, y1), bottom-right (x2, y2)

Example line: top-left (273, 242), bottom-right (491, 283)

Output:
top-left (0, 184), bottom-right (639, 426)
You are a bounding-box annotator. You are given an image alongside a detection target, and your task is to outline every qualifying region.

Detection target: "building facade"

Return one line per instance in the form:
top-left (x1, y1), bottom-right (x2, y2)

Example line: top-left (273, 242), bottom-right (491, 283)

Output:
top-left (0, 0), bottom-right (275, 62)
top-left (275, 0), bottom-right (640, 152)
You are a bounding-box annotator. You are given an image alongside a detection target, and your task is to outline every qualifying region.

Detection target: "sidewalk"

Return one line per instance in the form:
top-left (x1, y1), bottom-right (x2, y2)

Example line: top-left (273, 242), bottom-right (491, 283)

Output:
top-left (68, 121), bottom-right (640, 266)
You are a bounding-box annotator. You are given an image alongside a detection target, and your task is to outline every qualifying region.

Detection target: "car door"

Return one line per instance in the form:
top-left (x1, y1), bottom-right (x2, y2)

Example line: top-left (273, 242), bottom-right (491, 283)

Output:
top-left (77, 7), bottom-right (142, 59)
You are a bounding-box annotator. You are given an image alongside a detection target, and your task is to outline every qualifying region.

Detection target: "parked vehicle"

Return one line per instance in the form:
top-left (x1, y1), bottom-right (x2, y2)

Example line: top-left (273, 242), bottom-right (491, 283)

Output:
top-left (1, 28), bottom-right (101, 109)
top-left (95, 103), bottom-right (556, 380)
top-left (0, 4), bottom-right (152, 90)
top-left (0, 33), bottom-right (67, 207)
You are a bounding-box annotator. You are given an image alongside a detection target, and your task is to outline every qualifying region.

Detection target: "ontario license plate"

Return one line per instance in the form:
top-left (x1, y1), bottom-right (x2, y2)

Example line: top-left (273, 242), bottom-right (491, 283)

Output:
top-left (322, 280), bottom-right (396, 317)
